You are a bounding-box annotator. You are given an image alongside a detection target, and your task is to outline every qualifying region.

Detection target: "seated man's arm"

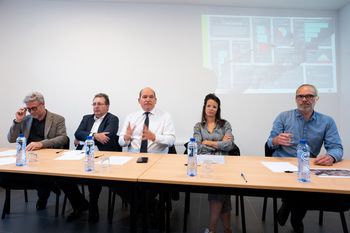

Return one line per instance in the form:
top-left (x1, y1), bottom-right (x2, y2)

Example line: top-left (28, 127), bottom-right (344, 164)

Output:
top-left (94, 115), bottom-right (119, 145)
top-left (40, 116), bottom-right (68, 148)
top-left (7, 120), bottom-right (23, 143)
top-left (74, 116), bottom-right (91, 141)
top-left (267, 112), bottom-right (285, 148)
top-left (119, 115), bottom-right (132, 147)
top-left (315, 119), bottom-right (343, 165)
top-left (153, 114), bottom-right (175, 146)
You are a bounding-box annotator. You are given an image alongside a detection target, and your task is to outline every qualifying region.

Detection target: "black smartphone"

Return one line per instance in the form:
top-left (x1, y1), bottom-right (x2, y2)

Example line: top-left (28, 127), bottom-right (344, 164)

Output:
top-left (137, 157), bottom-right (148, 163)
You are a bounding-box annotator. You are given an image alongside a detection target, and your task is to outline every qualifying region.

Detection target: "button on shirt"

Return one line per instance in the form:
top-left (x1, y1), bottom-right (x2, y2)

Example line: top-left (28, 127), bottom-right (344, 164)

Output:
top-left (267, 109), bottom-right (343, 162)
top-left (118, 108), bottom-right (175, 154)
top-left (88, 113), bottom-right (107, 151)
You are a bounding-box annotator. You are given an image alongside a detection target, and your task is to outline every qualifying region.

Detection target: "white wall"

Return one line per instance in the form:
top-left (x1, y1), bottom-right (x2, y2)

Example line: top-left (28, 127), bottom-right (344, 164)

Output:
top-left (339, 2), bottom-right (350, 159)
top-left (0, 1), bottom-right (347, 156)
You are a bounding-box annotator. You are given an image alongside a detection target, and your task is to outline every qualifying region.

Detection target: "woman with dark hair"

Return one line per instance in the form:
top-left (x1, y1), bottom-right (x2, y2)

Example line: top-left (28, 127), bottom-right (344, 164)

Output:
top-left (193, 93), bottom-right (235, 233)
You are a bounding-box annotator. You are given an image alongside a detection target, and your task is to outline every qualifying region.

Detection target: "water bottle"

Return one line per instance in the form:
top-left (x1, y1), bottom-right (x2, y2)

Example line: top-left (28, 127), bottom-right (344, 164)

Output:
top-left (84, 136), bottom-right (95, 172)
top-left (297, 139), bottom-right (310, 182)
top-left (16, 134), bottom-right (27, 166)
top-left (187, 138), bottom-right (198, 176)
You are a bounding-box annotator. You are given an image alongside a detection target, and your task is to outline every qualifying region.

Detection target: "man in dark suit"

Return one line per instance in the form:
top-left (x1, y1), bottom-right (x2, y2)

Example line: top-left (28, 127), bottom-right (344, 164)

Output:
top-left (6, 91), bottom-right (68, 210)
top-left (62, 93), bottom-right (119, 223)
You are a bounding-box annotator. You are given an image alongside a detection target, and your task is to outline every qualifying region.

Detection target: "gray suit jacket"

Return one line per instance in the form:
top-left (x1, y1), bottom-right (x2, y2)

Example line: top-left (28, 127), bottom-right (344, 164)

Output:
top-left (7, 110), bottom-right (68, 148)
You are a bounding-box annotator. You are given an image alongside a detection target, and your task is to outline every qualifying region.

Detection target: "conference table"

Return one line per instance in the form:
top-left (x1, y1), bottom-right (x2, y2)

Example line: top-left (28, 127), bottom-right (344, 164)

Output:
top-left (1, 149), bottom-right (350, 233)
top-left (138, 154), bottom-right (350, 233)
top-left (0, 148), bottom-right (162, 233)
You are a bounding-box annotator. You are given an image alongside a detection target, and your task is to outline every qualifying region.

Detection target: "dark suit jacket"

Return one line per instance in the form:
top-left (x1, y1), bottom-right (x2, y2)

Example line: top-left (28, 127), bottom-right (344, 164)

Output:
top-left (7, 110), bottom-right (68, 148)
top-left (74, 112), bottom-right (120, 151)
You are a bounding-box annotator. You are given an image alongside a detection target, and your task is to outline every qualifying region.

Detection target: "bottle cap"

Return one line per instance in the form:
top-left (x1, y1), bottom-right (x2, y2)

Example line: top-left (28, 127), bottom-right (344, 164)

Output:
top-left (87, 136), bottom-right (93, 140)
top-left (19, 133), bottom-right (24, 137)
top-left (299, 139), bottom-right (307, 144)
top-left (190, 138), bottom-right (195, 142)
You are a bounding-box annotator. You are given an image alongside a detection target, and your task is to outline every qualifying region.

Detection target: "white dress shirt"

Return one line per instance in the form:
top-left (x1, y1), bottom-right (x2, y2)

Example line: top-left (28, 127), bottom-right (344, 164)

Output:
top-left (87, 113), bottom-right (107, 151)
top-left (118, 108), bottom-right (175, 154)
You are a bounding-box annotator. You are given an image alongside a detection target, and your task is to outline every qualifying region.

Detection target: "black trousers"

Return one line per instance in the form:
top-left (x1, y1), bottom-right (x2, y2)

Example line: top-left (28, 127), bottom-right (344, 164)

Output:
top-left (283, 195), bottom-right (350, 226)
top-left (60, 183), bottom-right (88, 211)
top-left (0, 177), bottom-right (56, 203)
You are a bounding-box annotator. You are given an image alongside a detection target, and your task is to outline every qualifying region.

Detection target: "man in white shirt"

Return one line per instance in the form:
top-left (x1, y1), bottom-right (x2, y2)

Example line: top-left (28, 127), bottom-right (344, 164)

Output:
top-left (118, 87), bottom-right (176, 228)
top-left (119, 87), bottom-right (175, 153)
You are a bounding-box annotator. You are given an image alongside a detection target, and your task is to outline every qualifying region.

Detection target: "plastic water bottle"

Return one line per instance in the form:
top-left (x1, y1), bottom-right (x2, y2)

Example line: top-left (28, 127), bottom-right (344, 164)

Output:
top-left (84, 136), bottom-right (95, 172)
top-left (297, 139), bottom-right (310, 182)
top-left (187, 138), bottom-right (198, 176)
top-left (16, 134), bottom-right (27, 166)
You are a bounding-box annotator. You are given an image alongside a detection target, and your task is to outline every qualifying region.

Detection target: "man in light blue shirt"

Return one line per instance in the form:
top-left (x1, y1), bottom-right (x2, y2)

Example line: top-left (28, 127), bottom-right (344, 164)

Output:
top-left (267, 84), bottom-right (344, 233)
top-left (267, 90), bottom-right (343, 163)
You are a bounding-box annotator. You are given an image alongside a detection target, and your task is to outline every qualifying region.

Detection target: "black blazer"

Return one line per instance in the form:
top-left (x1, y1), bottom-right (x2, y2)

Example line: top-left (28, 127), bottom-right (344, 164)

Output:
top-left (74, 112), bottom-right (119, 151)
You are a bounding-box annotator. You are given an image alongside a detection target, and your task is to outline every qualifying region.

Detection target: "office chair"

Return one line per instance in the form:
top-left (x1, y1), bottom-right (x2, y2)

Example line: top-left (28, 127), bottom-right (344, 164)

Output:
top-left (182, 143), bottom-right (245, 233)
top-left (1, 136), bottom-right (69, 219)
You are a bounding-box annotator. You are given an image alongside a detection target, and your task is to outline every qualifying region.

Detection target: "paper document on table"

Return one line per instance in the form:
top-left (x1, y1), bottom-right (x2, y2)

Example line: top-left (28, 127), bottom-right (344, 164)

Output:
top-left (262, 162), bottom-right (298, 173)
top-left (311, 168), bottom-right (350, 178)
top-left (108, 156), bottom-right (133, 165)
top-left (197, 155), bottom-right (225, 165)
top-left (0, 157), bottom-right (16, 165)
top-left (55, 150), bottom-right (85, 160)
top-left (0, 150), bottom-right (16, 157)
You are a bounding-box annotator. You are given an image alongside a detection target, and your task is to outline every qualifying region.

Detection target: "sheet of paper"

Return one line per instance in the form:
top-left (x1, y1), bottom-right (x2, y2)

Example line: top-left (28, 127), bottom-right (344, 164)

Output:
top-left (261, 161), bottom-right (298, 173)
top-left (55, 150), bottom-right (85, 160)
top-left (0, 157), bottom-right (16, 165)
top-left (0, 149), bottom-right (16, 157)
top-left (108, 156), bottom-right (133, 165)
top-left (197, 155), bottom-right (225, 165)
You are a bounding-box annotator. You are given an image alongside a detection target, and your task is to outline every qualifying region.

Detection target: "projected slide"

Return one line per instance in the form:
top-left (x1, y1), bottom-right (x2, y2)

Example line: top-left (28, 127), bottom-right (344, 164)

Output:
top-left (202, 15), bottom-right (336, 93)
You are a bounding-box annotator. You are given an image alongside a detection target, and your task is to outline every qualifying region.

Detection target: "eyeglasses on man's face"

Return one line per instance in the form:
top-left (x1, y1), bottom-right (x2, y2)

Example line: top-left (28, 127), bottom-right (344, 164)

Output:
top-left (296, 94), bottom-right (316, 100)
top-left (25, 104), bottom-right (42, 112)
top-left (92, 102), bottom-right (106, 107)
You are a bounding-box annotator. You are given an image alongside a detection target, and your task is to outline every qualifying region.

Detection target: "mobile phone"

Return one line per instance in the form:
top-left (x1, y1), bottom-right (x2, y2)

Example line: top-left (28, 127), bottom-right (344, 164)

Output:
top-left (137, 157), bottom-right (148, 163)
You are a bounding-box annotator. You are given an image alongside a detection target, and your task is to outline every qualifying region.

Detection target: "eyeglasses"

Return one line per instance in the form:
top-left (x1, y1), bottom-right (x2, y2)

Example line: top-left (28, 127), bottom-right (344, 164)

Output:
top-left (296, 94), bottom-right (316, 100)
top-left (92, 103), bottom-right (106, 107)
top-left (25, 104), bottom-right (41, 112)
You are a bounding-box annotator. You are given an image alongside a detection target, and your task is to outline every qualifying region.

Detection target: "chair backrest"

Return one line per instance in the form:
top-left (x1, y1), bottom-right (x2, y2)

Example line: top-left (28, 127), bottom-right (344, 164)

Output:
top-left (228, 144), bottom-right (240, 156)
top-left (183, 142), bottom-right (188, 155)
top-left (264, 142), bottom-right (275, 157)
top-left (183, 142), bottom-right (240, 156)
top-left (168, 145), bottom-right (177, 154)
top-left (63, 136), bottom-right (70, 149)
top-left (115, 135), bottom-right (122, 152)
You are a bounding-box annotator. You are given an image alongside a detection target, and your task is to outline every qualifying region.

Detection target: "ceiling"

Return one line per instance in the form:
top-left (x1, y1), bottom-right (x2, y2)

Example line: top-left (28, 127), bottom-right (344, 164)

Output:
top-left (90, 0), bottom-right (350, 10)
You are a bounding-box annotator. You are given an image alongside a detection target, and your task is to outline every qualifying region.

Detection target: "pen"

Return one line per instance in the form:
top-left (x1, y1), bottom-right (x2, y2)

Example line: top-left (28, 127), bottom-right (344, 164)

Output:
top-left (284, 170), bottom-right (295, 173)
top-left (240, 173), bottom-right (248, 183)
top-left (94, 154), bottom-right (104, 159)
top-left (56, 150), bottom-right (64, 154)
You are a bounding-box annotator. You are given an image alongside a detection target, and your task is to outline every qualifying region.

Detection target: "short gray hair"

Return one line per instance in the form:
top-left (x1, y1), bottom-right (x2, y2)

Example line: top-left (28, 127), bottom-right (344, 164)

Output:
top-left (296, 84), bottom-right (318, 96)
top-left (23, 92), bottom-right (45, 104)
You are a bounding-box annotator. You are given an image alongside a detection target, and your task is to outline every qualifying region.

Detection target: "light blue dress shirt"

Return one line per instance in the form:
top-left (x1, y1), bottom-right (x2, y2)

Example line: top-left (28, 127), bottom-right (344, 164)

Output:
top-left (267, 109), bottom-right (343, 162)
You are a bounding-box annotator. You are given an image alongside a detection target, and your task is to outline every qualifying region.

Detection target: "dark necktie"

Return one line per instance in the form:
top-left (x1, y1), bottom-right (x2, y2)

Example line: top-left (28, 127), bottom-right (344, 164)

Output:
top-left (140, 112), bottom-right (150, 153)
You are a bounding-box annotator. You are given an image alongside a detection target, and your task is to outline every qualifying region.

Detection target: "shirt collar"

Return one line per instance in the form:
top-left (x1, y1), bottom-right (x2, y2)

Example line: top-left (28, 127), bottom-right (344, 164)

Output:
top-left (143, 108), bottom-right (156, 116)
top-left (94, 113), bottom-right (107, 121)
top-left (295, 109), bottom-right (317, 121)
